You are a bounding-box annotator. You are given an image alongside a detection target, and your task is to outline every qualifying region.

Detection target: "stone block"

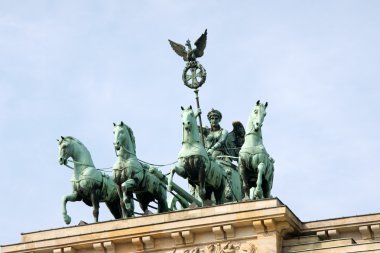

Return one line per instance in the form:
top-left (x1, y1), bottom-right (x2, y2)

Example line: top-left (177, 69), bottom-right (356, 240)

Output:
top-left (223, 225), bottom-right (235, 238)
top-left (171, 232), bottom-right (184, 245)
top-left (142, 236), bottom-right (154, 249)
top-left (182, 231), bottom-right (194, 244)
top-left (212, 226), bottom-right (224, 240)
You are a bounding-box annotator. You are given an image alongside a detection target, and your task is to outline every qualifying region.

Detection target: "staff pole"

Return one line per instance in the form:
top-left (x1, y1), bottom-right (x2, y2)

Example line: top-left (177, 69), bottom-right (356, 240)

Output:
top-left (194, 89), bottom-right (205, 146)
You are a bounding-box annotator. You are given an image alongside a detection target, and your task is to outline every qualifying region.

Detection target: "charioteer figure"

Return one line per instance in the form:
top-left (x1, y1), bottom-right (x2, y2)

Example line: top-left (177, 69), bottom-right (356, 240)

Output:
top-left (204, 109), bottom-right (229, 159)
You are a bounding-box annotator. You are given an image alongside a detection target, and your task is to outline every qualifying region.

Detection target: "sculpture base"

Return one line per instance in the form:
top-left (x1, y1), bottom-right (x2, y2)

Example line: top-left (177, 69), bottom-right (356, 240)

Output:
top-left (2, 198), bottom-right (380, 253)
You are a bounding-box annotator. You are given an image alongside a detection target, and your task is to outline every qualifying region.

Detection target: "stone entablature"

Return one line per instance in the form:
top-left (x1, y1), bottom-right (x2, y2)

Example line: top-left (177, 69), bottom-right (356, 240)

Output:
top-left (2, 198), bottom-right (380, 253)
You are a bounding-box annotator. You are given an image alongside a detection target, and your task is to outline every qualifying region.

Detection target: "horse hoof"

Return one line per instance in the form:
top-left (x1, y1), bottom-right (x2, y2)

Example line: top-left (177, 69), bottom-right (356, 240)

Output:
top-left (199, 189), bottom-right (206, 199)
top-left (64, 215), bottom-right (71, 225)
top-left (143, 210), bottom-right (154, 216)
top-left (189, 202), bottom-right (199, 209)
top-left (203, 199), bottom-right (213, 207)
top-left (242, 197), bottom-right (251, 202)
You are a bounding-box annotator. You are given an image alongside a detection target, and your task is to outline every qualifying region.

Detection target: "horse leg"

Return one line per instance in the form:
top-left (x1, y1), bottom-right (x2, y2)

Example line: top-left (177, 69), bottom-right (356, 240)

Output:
top-left (157, 186), bottom-right (169, 213)
top-left (167, 166), bottom-right (178, 192)
top-left (123, 190), bottom-right (134, 217)
top-left (139, 198), bottom-right (149, 214)
top-left (197, 157), bottom-right (206, 200)
top-left (62, 191), bottom-right (81, 225)
top-left (121, 179), bottom-right (136, 217)
top-left (253, 163), bottom-right (265, 199)
top-left (264, 165), bottom-right (274, 198)
top-left (189, 182), bottom-right (196, 196)
top-left (116, 184), bottom-right (127, 218)
top-left (106, 197), bottom-right (123, 219)
top-left (214, 184), bottom-right (225, 205)
top-left (124, 191), bottom-right (134, 216)
top-left (167, 165), bottom-right (186, 192)
top-left (239, 156), bottom-right (250, 200)
top-left (202, 187), bottom-right (213, 206)
top-left (262, 180), bottom-right (268, 199)
top-left (90, 190), bottom-right (100, 222)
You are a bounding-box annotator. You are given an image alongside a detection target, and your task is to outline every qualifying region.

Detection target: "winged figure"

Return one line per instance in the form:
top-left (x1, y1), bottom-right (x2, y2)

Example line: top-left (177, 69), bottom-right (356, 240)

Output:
top-left (169, 29), bottom-right (207, 62)
top-left (225, 121), bottom-right (246, 159)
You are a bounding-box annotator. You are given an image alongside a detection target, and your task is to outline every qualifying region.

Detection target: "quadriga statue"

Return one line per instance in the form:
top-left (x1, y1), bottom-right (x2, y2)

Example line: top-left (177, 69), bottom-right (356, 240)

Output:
top-left (57, 136), bottom-right (122, 224)
top-left (112, 121), bottom-right (169, 217)
top-left (239, 100), bottom-right (275, 200)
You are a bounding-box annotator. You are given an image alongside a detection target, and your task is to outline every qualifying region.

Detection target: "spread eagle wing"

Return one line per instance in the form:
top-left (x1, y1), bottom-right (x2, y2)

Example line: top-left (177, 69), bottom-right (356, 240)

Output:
top-left (193, 29), bottom-right (207, 58)
top-left (168, 40), bottom-right (188, 61)
top-left (225, 121), bottom-right (245, 158)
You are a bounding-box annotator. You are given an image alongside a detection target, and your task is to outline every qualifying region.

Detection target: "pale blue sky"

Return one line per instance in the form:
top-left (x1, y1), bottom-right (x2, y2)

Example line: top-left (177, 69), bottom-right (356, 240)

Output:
top-left (1, 0), bottom-right (380, 246)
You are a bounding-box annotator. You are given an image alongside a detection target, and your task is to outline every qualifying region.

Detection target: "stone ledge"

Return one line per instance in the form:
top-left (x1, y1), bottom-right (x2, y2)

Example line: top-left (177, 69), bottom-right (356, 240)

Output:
top-left (1, 198), bottom-right (298, 253)
top-left (19, 198), bottom-right (284, 243)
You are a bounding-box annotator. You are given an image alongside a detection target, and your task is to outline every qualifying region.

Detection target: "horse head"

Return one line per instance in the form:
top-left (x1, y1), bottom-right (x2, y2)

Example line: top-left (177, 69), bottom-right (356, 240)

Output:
top-left (57, 136), bottom-right (93, 168)
top-left (180, 105), bottom-right (201, 144)
top-left (58, 136), bottom-right (71, 165)
top-left (113, 121), bottom-right (136, 155)
top-left (181, 105), bottom-right (196, 132)
top-left (249, 100), bottom-right (268, 133)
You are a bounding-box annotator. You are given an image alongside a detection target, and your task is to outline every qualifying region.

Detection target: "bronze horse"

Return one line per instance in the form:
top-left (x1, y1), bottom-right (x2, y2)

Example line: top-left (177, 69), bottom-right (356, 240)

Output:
top-left (167, 106), bottom-right (226, 205)
top-left (58, 136), bottom-right (122, 224)
top-left (112, 122), bottom-right (169, 217)
top-left (239, 101), bottom-right (274, 200)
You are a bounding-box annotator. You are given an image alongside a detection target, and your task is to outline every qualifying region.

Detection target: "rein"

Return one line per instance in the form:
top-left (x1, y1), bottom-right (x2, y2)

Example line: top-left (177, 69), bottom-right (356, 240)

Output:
top-left (64, 159), bottom-right (107, 184)
top-left (66, 159), bottom-right (113, 172)
top-left (63, 146), bottom-right (177, 174)
top-left (245, 125), bottom-right (260, 136)
top-left (119, 145), bottom-right (177, 167)
top-left (216, 155), bottom-right (239, 160)
top-left (64, 163), bottom-right (75, 170)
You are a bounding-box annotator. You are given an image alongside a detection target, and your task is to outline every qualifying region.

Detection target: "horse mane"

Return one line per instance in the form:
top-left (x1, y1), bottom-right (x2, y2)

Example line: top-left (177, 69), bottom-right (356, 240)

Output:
top-left (120, 124), bottom-right (136, 153)
top-left (64, 136), bottom-right (89, 150)
top-left (65, 136), bottom-right (82, 144)
top-left (126, 126), bottom-right (136, 153)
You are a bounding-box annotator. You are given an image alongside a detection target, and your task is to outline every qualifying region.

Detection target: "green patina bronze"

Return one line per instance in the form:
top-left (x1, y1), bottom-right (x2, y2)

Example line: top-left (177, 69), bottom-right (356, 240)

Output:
top-left (55, 30), bottom-right (277, 224)
top-left (167, 30), bottom-right (244, 205)
top-left (204, 108), bottom-right (229, 159)
top-left (58, 136), bottom-right (122, 224)
top-left (239, 100), bottom-right (275, 200)
top-left (167, 106), bottom-right (242, 206)
top-left (169, 29), bottom-right (207, 89)
top-left (112, 122), bottom-right (169, 217)
top-left (225, 121), bottom-right (246, 159)
top-left (112, 121), bottom-right (202, 214)
top-left (169, 29), bottom-right (209, 147)
top-left (148, 166), bottom-right (202, 209)
top-left (203, 108), bottom-right (244, 203)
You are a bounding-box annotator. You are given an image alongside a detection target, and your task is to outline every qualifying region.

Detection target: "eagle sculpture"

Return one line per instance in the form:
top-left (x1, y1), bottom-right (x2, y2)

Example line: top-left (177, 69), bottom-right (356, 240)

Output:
top-left (169, 29), bottom-right (207, 62)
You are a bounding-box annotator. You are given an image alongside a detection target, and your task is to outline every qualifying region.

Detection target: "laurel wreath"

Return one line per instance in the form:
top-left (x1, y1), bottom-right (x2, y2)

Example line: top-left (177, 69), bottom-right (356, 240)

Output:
top-left (182, 61), bottom-right (207, 89)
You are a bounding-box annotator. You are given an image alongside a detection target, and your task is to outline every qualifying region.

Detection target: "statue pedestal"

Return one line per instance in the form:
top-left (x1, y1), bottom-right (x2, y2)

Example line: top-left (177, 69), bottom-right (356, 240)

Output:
top-left (2, 198), bottom-right (380, 253)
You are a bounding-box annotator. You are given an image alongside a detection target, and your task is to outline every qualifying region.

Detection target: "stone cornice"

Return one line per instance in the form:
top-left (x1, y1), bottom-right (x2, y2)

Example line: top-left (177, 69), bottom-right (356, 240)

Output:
top-left (2, 198), bottom-right (301, 253)
top-left (303, 213), bottom-right (380, 232)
